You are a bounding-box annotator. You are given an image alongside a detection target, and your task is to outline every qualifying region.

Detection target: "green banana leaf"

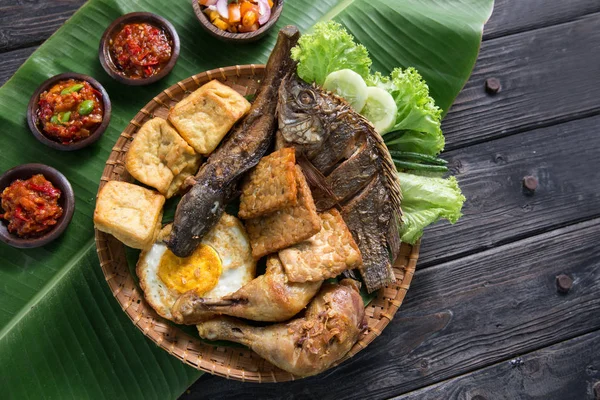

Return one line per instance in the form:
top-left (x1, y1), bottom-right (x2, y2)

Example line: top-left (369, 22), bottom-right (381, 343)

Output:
top-left (0, 0), bottom-right (493, 398)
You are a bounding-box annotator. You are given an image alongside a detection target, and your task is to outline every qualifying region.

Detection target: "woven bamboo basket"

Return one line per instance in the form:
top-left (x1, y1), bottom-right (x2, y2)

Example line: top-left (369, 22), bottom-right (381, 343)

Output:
top-left (94, 65), bottom-right (420, 382)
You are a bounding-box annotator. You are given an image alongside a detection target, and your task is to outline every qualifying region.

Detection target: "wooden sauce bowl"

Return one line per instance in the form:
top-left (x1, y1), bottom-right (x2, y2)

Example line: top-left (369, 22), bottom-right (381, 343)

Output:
top-left (27, 72), bottom-right (111, 151)
top-left (99, 12), bottom-right (180, 86)
top-left (193, 0), bottom-right (284, 43)
top-left (0, 164), bottom-right (75, 249)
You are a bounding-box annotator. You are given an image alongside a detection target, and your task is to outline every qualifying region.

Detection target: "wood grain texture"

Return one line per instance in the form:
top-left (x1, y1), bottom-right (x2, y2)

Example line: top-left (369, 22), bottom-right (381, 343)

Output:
top-left (0, 0), bottom-right (85, 52)
top-left (484, 0), bottom-right (600, 39)
top-left (0, 46), bottom-right (36, 86)
top-left (442, 12), bottom-right (600, 150)
top-left (396, 330), bottom-right (600, 400)
top-left (182, 219), bottom-right (600, 399)
top-left (418, 115), bottom-right (600, 267)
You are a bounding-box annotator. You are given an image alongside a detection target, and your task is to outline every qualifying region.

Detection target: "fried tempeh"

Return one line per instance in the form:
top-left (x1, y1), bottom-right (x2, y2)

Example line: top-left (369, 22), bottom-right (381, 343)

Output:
top-left (278, 209), bottom-right (362, 282)
top-left (245, 165), bottom-right (320, 259)
top-left (238, 147), bottom-right (297, 219)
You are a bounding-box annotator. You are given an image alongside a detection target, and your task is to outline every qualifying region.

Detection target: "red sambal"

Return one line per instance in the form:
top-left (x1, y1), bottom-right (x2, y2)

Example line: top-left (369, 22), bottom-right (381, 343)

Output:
top-left (1, 174), bottom-right (63, 238)
top-left (37, 79), bottom-right (104, 144)
top-left (110, 23), bottom-right (173, 79)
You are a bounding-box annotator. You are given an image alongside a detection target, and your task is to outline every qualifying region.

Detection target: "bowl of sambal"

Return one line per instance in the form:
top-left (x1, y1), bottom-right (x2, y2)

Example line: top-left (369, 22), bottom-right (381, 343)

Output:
top-left (27, 72), bottom-right (111, 151)
top-left (99, 12), bottom-right (180, 85)
top-left (0, 164), bottom-right (75, 248)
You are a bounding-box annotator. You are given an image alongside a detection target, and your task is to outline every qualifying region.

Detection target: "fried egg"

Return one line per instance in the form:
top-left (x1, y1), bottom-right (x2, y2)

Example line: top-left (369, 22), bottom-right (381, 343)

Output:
top-left (137, 213), bottom-right (256, 321)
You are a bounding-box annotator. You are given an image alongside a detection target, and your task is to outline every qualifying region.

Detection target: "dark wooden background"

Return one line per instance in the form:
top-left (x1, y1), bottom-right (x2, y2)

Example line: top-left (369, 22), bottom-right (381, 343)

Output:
top-left (2, 0), bottom-right (599, 399)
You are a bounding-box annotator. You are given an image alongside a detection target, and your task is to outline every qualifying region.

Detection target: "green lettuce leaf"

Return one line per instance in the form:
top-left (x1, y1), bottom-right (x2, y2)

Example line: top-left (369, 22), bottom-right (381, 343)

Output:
top-left (291, 21), bottom-right (372, 86)
top-left (397, 172), bottom-right (465, 244)
top-left (369, 69), bottom-right (444, 156)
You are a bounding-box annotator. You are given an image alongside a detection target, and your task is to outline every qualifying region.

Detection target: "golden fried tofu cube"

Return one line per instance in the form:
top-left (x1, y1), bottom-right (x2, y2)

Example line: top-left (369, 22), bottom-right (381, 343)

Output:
top-left (238, 148), bottom-right (297, 219)
top-left (278, 209), bottom-right (363, 282)
top-left (93, 181), bottom-right (165, 250)
top-left (168, 80), bottom-right (251, 155)
top-left (125, 118), bottom-right (202, 198)
top-left (245, 166), bottom-right (321, 259)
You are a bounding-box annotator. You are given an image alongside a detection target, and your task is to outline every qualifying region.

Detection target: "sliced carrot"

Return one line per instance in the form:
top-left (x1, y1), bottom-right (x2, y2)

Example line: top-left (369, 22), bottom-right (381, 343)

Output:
top-left (240, 1), bottom-right (259, 17)
top-left (268, 0), bottom-right (274, 7)
top-left (199, 0), bottom-right (214, 5)
top-left (228, 3), bottom-right (241, 24)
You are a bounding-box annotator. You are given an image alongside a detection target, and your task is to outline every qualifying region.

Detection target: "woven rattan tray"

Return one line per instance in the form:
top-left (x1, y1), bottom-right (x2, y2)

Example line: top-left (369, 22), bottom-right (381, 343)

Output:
top-left (94, 65), bottom-right (420, 382)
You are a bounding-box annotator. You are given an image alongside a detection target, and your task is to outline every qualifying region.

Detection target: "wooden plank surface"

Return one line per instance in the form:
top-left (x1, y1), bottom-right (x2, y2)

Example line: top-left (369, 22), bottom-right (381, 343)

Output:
top-left (0, 46), bottom-right (36, 86)
top-left (442, 13), bottom-right (600, 150)
top-left (183, 218), bottom-right (600, 399)
top-left (484, 0), bottom-right (600, 39)
top-left (396, 330), bottom-right (600, 400)
top-left (418, 115), bottom-right (600, 267)
top-left (0, 0), bottom-right (85, 52)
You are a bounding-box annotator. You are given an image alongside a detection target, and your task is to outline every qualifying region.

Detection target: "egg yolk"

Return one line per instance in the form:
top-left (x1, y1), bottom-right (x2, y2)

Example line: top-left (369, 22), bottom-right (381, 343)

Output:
top-left (157, 244), bottom-right (222, 295)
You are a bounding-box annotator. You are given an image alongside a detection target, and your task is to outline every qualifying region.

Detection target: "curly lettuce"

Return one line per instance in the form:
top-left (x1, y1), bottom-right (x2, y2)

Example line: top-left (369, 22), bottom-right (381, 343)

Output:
top-left (397, 172), bottom-right (465, 244)
top-left (368, 69), bottom-right (444, 156)
top-left (291, 21), bottom-right (372, 86)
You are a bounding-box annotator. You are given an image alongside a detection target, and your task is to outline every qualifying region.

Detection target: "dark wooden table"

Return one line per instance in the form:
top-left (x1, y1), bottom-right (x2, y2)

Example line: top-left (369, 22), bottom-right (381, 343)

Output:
top-left (2, 1), bottom-right (599, 399)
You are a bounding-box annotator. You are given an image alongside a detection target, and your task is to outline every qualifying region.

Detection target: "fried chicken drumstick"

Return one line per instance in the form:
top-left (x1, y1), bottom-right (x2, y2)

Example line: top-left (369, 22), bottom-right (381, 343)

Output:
top-left (195, 279), bottom-right (366, 377)
top-left (171, 256), bottom-right (322, 324)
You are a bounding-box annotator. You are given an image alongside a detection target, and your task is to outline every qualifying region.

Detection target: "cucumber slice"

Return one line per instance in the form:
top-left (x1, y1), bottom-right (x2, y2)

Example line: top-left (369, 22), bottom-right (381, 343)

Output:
top-left (360, 86), bottom-right (397, 134)
top-left (323, 69), bottom-right (368, 111)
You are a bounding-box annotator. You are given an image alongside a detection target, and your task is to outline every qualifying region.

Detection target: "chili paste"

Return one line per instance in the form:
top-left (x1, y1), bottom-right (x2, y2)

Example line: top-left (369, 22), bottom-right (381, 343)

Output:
top-left (1, 174), bottom-right (63, 238)
top-left (37, 79), bottom-right (104, 144)
top-left (110, 23), bottom-right (173, 79)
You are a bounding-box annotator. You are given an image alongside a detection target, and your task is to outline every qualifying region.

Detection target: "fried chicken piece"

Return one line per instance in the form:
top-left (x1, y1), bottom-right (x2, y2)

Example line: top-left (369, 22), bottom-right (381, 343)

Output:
top-left (196, 279), bottom-right (366, 377)
top-left (171, 256), bottom-right (322, 324)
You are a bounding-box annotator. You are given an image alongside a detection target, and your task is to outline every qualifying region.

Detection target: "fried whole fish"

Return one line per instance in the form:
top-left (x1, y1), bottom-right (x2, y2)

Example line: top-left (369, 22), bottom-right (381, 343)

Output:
top-left (166, 26), bottom-right (300, 257)
top-left (277, 75), bottom-right (403, 293)
top-left (196, 279), bottom-right (366, 377)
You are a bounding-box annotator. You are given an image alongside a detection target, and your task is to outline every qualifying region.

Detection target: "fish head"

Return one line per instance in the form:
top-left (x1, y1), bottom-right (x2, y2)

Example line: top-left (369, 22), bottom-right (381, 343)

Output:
top-left (277, 75), bottom-right (340, 149)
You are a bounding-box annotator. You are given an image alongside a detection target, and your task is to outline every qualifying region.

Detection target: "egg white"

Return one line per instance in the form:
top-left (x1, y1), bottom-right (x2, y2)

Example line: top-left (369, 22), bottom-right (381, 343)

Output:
top-left (137, 213), bottom-right (256, 321)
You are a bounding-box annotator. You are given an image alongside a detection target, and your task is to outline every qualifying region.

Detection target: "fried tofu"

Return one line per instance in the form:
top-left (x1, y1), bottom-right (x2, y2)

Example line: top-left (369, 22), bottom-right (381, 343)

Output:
top-left (168, 80), bottom-right (251, 155)
top-left (245, 166), bottom-right (320, 259)
top-left (94, 181), bottom-right (165, 250)
top-left (278, 209), bottom-right (363, 282)
top-left (238, 148), bottom-right (297, 219)
top-left (125, 118), bottom-right (202, 198)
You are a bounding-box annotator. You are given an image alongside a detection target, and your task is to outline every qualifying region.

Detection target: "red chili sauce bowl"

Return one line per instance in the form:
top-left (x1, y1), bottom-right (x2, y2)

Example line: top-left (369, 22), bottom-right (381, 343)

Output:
top-left (99, 12), bottom-right (180, 85)
top-left (0, 164), bottom-right (75, 249)
top-left (27, 73), bottom-right (112, 151)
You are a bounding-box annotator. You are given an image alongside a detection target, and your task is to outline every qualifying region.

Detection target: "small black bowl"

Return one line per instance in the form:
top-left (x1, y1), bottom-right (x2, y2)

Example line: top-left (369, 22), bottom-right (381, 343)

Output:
top-left (99, 12), bottom-right (181, 85)
top-left (0, 164), bottom-right (75, 249)
top-left (27, 72), bottom-right (112, 151)
top-left (193, 0), bottom-right (284, 43)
